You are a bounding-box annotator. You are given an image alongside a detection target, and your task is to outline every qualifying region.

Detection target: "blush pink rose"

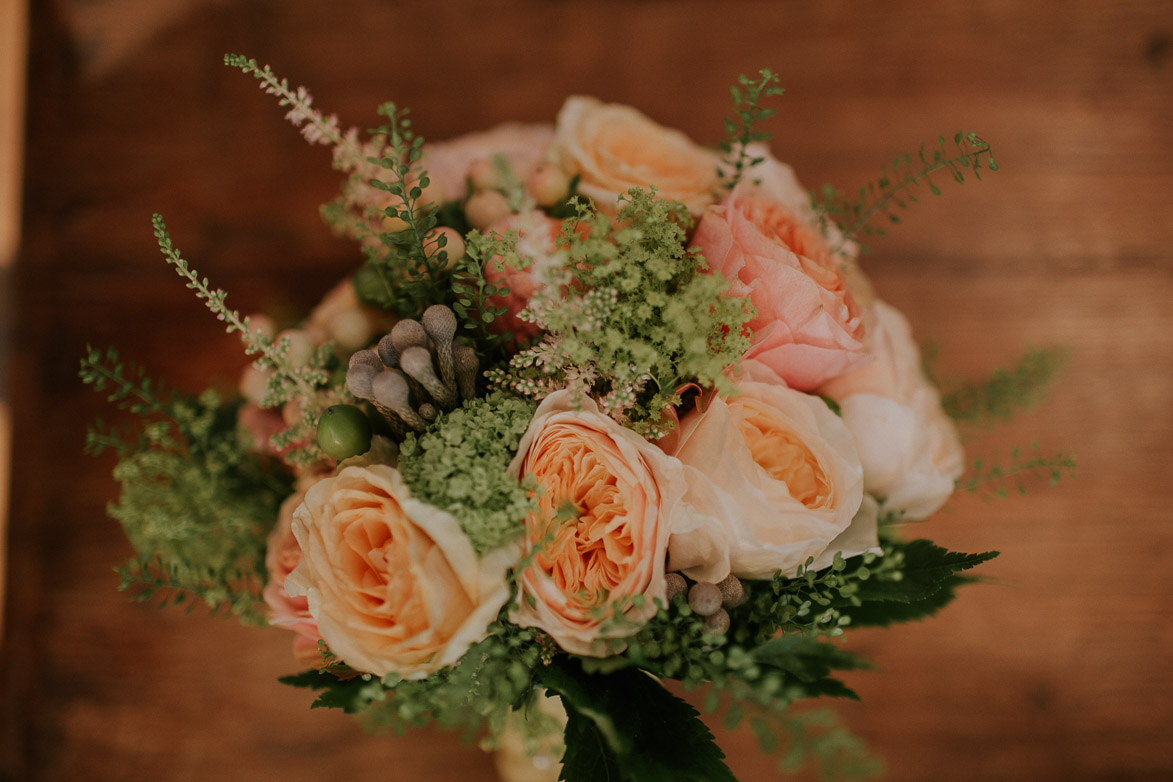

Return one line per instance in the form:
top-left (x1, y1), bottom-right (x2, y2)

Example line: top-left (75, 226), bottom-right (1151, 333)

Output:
top-left (666, 360), bottom-right (871, 581)
top-left (693, 193), bottom-right (868, 391)
top-left (508, 390), bottom-right (685, 656)
top-left (483, 210), bottom-right (566, 342)
top-left (286, 465), bottom-right (518, 678)
top-left (820, 301), bottom-right (965, 520)
top-left (422, 123), bottom-right (555, 202)
top-left (263, 487), bottom-right (327, 668)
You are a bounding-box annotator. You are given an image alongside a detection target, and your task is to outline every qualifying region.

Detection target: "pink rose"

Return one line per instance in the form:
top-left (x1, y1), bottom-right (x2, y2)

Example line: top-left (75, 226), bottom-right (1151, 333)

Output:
top-left (549, 96), bottom-right (721, 216)
top-left (483, 210), bottom-right (566, 342)
top-left (286, 465), bottom-right (518, 678)
top-left (820, 301), bottom-right (965, 520)
top-left (508, 390), bottom-right (685, 656)
top-left (422, 123), bottom-right (554, 202)
top-left (693, 192), bottom-right (868, 391)
top-left (666, 360), bottom-right (870, 581)
top-left (263, 487), bottom-right (326, 668)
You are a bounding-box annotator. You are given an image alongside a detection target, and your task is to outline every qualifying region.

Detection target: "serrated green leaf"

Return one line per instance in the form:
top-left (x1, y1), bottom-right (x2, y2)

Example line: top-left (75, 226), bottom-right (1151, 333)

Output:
top-left (539, 657), bottom-right (738, 782)
top-left (843, 575), bottom-right (972, 627)
top-left (750, 634), bottom-right (872, 686)
top-left (856, 540), bottom-right (998, 603)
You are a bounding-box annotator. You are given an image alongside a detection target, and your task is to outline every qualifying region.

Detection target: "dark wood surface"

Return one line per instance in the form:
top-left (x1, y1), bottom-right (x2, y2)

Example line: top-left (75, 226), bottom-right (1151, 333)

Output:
top-left (3, 1), bottom-right (1172, 780)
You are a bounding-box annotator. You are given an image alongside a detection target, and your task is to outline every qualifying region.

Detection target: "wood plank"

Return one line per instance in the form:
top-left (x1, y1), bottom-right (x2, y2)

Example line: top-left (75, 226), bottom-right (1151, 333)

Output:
top-left (3, 1), bottom-right (1172, 780)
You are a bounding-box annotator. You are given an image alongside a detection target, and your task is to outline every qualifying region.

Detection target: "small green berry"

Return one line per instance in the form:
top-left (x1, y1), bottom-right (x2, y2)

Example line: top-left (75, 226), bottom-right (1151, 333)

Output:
top-left (316, 404), bottom-right (372, 460)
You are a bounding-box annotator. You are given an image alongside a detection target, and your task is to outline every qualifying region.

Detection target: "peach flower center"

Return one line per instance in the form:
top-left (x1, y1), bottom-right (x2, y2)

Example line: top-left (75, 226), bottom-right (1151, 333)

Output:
top-left (528, 426), bottom-right (641, 614)
top-left (738, 407), bottom-right (831, 509)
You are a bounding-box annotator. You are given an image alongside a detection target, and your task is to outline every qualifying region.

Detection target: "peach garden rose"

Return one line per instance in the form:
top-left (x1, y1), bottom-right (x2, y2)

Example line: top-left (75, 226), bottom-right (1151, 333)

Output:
top-left (285, 464), bottom-right (518, 678)
top-left (666, 360), bottom-right (871, 581)
top-left (507, 390), bottom-right (685, 656)
top-left (549, 96), bottom-right (721, 217)
top-left (692, 188), bottom-right (868, 391)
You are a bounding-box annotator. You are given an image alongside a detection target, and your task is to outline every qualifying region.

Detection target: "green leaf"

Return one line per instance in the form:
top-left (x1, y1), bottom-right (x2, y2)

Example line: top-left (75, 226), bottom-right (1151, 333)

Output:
top-left (843, 575), bottom-right (973, 627)
top-left (750, 634), bottom-right (872, 686)
top-left (278, 670), bottom-right (384, 714)
top-left (539, 657), bottom-right (738, 782)
top-left (855, 540), bottom-right (998, 603)
top-left (560, 709), bottom-right (626, 782)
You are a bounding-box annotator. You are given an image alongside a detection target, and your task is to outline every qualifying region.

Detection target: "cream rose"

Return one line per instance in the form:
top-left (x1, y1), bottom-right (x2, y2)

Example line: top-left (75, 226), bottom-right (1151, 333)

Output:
top-left (286, 465), bottom-right (517, 678)
top-left (820, 301), bottom-right (964, 520)
top-left (667, 360), bottom-right (869, 581)
top-left (508, 390), bottom-right (684, 656)
top-left (549, 96), bottom-right (721, 216)
top-left (693, 190), bottom-right (868, 391)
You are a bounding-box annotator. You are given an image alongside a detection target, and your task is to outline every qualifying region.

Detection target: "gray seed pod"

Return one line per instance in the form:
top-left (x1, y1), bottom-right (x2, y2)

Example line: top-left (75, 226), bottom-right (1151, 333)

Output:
top-left (688, 582), bottom-right (723, 617)
top-left (418, 403), bottom-right (438, 422)
top-left (665, 573), bottom-right (687, 602)
top-left (453, 343), bottom-right (479, 401)
top-left (702, 608), bottom-right (730, 635)
top-left (400, 345), bottom-right (457, 410)
top-left (348, 349), bottom-right (384, 372)
top-left (421, 305), bottom-right (458, 391)
top-left (390, 319), bottom-right (429, 353)
top-left (346, 363), bottom-right (377, 400)
top-left (716, 574), bottom-right (746, 608)
top-left (376, 333), bottom-right (399, 368)
top-left (370, 371), bottom-right (427, 431)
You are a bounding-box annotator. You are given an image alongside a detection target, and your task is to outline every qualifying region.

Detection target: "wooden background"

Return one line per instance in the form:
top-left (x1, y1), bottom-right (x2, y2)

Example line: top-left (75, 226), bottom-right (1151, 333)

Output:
top-left (3, 1), bottom-right (1172, 780)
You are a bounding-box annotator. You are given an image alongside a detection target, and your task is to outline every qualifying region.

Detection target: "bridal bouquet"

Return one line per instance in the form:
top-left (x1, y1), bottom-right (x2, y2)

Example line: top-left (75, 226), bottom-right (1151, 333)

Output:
top-left (81, 58), bottom-right (1073, 780)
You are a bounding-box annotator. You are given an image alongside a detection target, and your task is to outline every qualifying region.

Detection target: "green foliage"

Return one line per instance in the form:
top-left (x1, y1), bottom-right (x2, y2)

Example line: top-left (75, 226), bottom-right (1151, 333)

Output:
top-left (959, 444), bottom-right (1077, 500)
top-left (814, 131), bottom-right (997, 252)
top-left (353, 103), bottom-right (453, 318)
top-left (538, 656), bottom-right (737, 782)
top-left (750, 635), bottom-right (872, 691)
top-left (615, 600), bottom-right (881, 781)
top-left (398, 393), bottom-right (538, 555)
top-left (283, 622), bottom-right (554, 748)
top-left (841, 576), bottom-right (972, 628)
top-left (450, 229), bottom-right (529, 357)
top-left (718, 69), bottom-right (785, 191)
top-left (280, 669), bottom-right (390, 714)
top-left (489, 190), bottom-right (754, 437)
top-left (81, 347), bottom-right (291, 622)
top-left (942, 346), bottom-right (1070, 427)
top-left (732, 552), bottom-right (899, 641)
top-left (731, 539), bottom-right (997, 642)
top-left (116, 555), bottom-right (270, 625)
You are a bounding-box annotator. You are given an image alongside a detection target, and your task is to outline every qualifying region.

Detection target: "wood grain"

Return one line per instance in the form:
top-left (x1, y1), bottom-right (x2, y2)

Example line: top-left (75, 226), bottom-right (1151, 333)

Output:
top-left (3, 1), bottom-right (1172, 780)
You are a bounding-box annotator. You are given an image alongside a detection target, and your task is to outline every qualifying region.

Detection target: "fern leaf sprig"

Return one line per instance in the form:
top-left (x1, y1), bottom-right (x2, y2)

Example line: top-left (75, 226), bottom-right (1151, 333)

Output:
top-left (958, 444), bottom-right (1076, 500)
top-left (117, 555), bottom-right (269, 626)
top-left (450, 229), bottom-right (526, 357)
top-left (79, 344), bottom-right (169, 417)
top-left (942, 346), bottom-right (1069, 427)
top-left (818, 131), bottom-right (997, 252)
top-left (718, 69), bottom-right (785, 191)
